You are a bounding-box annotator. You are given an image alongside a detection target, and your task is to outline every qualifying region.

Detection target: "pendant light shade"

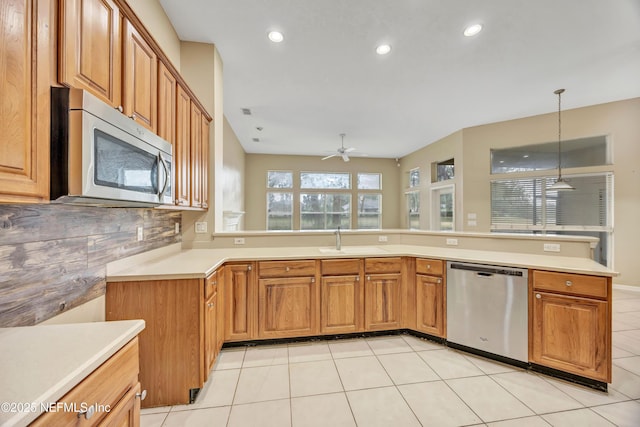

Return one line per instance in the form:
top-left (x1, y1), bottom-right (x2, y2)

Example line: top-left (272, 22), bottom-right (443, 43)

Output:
top-left (547, 88), bottom-right (575, 191)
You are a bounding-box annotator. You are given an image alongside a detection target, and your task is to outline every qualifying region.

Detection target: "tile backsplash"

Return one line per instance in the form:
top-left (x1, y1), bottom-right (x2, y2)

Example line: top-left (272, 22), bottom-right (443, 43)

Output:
top-left (0, 204), bottom-right (181, 327)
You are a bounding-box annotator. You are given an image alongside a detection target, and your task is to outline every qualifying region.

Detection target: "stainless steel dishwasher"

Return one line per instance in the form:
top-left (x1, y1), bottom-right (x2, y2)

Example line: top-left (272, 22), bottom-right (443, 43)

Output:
top-left (446, 261), bottom-right (528, 362)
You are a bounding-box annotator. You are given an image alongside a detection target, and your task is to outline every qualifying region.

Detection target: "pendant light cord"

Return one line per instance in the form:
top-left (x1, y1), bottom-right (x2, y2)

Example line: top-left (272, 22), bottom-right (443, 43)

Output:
top-left (554, 88), bottom-right (565, 180)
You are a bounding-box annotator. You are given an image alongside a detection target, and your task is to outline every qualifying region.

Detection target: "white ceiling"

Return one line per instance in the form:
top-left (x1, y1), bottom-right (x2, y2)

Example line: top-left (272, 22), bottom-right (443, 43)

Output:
top-left (159, 0), bottom-right (640, 159)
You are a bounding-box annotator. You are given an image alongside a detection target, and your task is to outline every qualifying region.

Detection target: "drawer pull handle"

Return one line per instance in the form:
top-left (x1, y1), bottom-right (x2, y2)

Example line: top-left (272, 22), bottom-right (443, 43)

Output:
top-left (136, 390), bottom-right (148, 401)
top-left (536, 293), bottom-right (541, 299)
top-left (78, 405), bottom-right (96, 420)
top-left (565, 280), bottom-right (573, 287)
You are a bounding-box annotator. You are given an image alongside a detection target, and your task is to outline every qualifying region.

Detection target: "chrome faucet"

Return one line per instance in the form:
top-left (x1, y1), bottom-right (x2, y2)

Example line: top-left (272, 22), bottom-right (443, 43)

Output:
top-left (335, 226), bottom-right (342, 250)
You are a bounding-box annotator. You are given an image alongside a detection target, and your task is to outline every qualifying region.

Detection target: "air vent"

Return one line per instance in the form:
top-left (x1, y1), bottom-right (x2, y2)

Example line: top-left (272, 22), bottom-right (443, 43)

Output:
top-left (252, 138), bottom-right (260, 142)
top-left (241, 108), bottom-right (252, 115)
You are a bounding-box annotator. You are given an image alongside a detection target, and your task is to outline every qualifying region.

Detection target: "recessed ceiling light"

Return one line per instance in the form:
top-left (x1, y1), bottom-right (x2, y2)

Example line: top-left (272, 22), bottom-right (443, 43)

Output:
top-left (463, 24), bottom-right (483, 37)
top-left (376, 44), bottom-right (392, 55)
top-left (268, 31), bottom-right (284, 43)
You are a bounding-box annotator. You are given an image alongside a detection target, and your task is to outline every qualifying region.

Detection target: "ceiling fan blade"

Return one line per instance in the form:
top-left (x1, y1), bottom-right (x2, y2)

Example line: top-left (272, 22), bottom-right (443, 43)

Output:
top-left (341, 153), bottom-right (350, 162)
top-left (322, 154), bottom-right (337, 160)
top-left (344, 147), bottom-right (356, 153)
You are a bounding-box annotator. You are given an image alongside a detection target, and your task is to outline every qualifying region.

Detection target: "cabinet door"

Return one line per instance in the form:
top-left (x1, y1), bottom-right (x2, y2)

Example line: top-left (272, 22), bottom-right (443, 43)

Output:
top-left (225, 263), bottom-right (256, 341)
top-left (123, 19), bottom-right (157, 132)
top-left (157, 61), bottom-right (176, 144)
top-left (365, 273), bottom-right (401, 331)
top-left (0, 0), bottom-right (51, 202)
top-left (259, 277), bottom-right (317, 338)
top-left (416, 274), bottom-right (445, 337)
top-left (101, 383), bottom-right (141, 427)
top-left (174, 84), bottom-right (191, 206)
top-left (59, 0), bottom-right (121, 107)
top-left (321, 275), bottom-right (362, 334)
top-left (531, 291), bottom-right (610, 382)
top-left (204, 293), bottom-right (217, 378)
top-left (216, 267), bottom-right (225, 353)
top-left (190, 103), bottom-right (203, 208)
top-left (200, 115), bottom-right (210, 209)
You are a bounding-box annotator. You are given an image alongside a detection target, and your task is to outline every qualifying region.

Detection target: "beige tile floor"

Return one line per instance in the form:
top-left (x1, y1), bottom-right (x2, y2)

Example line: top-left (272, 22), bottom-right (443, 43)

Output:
top-left (141, 288), bottom-right (640, 426)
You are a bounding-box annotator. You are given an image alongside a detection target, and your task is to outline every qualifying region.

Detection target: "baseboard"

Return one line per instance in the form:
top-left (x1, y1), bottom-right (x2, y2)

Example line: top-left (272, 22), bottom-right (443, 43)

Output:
top-left (613, 283), bottom-right (640, 292)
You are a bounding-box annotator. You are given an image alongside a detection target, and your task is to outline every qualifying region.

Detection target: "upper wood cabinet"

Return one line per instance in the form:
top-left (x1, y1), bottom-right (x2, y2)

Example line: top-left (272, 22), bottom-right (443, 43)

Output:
top-left (200, 114), bottom-right (210, 209)
top-left (174, 84), bottom-right (192, 206)
top-left (157, 61), bottom-right (176, 145)
top-left (0, 0), bottom-right (52, 203)
top-left (122, 18), bottom-right (157, 132)
top-left (59, 0), bottom-right (122, 108)
top-left (190, 103), bottom-right (204, 208)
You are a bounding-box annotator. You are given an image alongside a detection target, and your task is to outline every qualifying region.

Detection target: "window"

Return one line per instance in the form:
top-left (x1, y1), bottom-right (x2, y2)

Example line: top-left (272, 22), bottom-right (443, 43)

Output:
top-left (357, 173), bottom-right (382, 228)
top-left (431, 185), bottom-right (455, 231)
top-left (409, 168), bottom-right (420, 188)
top-left (267, 171), bottom-right (293, 230)
top-left (432, 159), bottom-right (454, 182)
top-left (490, 136), bottom-right (609, 174)
top-left (300, 193), bottom-right (351, 230)
top-left (267, 192), bottom-right (293, 230)
top-left (301, 172), bottom-right (350, 189)
top-left (407, 191), bottom-right (420, 229)
top-left (491, 173), bottom-right (613, 266)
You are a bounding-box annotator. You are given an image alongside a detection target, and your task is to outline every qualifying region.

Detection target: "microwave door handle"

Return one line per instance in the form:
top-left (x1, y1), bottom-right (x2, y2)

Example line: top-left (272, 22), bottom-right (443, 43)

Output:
top-left (158, 153), bottom-right (169, 199)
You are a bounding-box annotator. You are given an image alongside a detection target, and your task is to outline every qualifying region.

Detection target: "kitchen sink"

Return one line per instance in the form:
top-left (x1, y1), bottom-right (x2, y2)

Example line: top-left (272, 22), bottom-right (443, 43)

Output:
top-left (317, 246), bottom-right (389, 255)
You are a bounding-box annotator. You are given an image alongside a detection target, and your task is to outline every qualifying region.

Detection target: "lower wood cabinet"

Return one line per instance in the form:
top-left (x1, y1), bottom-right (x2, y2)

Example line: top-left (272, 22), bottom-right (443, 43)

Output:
top-left (530, 270), bottom-right (611, 382)
top-left (321, 275), bottom-right (362, 333)
top-left (258, 276), bottom-right (318, 338)
top-left (364, 273), bottom-right (402, 330)
top-left (225, 263), bottom-right (256, 341)
top-left (416, 274), bottom-right (445, 337)
top-left (32, 338), bottom-right (142, 426)
top-left (106, 273), bottom-right (221, 408)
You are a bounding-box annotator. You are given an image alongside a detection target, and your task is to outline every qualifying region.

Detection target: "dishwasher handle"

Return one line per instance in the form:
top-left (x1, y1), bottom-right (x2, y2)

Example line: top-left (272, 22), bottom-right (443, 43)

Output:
top-left (449, 262), bottom-right (525, 277)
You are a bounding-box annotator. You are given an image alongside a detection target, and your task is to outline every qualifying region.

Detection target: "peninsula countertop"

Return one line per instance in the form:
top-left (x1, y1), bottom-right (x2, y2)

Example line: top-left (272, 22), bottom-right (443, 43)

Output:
top-left (106, 244), bottom-right (616, 282)
top-left (0, 320), bottom-right (145, 427)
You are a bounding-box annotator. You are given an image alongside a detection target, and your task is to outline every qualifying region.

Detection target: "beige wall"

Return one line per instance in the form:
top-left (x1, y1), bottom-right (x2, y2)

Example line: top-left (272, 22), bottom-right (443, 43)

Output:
top-left (399, 130), bottom-right (464, 230)
top-left (244, 155), bottom-right (401, 230)
top-left (126, 0), bottom-right (181, 70)
top-left (222, 117), bottom-right (246, 229)
top-left (400, 97), bottom-right (639, 286)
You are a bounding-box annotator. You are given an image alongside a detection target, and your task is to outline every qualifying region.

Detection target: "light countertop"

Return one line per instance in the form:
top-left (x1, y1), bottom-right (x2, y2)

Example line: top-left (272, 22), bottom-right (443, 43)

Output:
top-left (106, 244), bottom-right (616, 282)
top-left (0, 320), bottom-right (145, 427)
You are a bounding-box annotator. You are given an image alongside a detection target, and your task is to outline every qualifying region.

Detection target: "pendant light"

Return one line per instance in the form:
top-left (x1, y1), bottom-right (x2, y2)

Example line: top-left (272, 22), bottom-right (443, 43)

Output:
top-left (547, 88), bottom-right (575, 191)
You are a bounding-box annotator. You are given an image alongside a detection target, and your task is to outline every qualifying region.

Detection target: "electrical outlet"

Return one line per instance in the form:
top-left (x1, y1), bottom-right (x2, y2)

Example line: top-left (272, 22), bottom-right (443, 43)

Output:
top-left (174, 222), bottom-right (180, 234)
top-left (446, 238), bottom-right (458, 246)
top-left (544, 243), bottom-right (561, 252)
top-left (195, 222), bottom-right (207, 233)
top-left (136, 226), bottom-right (143, 241)
top-left (378, 235), bottom-right (388, 242)
top-left (234, 237), bottom-right (245, 245)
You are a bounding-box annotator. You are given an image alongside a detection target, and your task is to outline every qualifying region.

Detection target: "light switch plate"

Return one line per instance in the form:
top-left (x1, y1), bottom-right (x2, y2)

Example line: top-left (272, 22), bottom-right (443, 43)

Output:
top-left (195, 222), bottom-right (208, 233)
top-left (446, 238), bottom-right (459, 246)
top-left (378, 235), bottom-right (388, 242)
top-left (234, 237), bottom-right (245, 245)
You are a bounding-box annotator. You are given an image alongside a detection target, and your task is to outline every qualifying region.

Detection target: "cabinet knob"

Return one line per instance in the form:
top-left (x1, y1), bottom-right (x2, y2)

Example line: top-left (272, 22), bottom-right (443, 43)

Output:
top-left (356, 276), bottom-right (360, 282)
top-left (286, 267), bottom-right (290, 272)
top-left (208, 302), bottom-right (214, 308)
top-left (130, 113), bottom-right (137, 120)
top-left (247, 265), bottom-right (252, 271)
top-left (115, 105), bottom-right (123, 113)
top-left (78, 405), bottom-right (95, 420)
top-left (536, 293), bottom-right (541, 299)
top-left (437, 278), bottom-right (442, 284)
top-left (311, 278), bottom-right (315, 283)
top-left (136, 390), bottom-right (148, 401)
top-left (565, 280), bottom-right (573, 287)
top-left (427, 265), bottom-right (431, 269)
top-left (367, 275), bottom-right (371, 281)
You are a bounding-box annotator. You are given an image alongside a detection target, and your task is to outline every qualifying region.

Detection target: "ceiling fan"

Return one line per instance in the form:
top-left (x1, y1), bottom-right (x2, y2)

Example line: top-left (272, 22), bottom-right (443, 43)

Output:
top-left (322, 133), bottom-right (356, 162)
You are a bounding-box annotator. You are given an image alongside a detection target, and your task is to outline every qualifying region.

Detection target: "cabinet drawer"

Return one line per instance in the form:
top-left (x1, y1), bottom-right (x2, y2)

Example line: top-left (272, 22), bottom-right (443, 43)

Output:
top-left (321, 259), bottom-right (361, 276)
top-left (258, 260), bottom-right (316, 278)
top-left (533, 270), bottom-right (608, 299)
top-left (205, 271), bottom-right (218, 298)
top-left (364, 257), bottom-right (402, 274)
top-left (416, 258), bottom-right (444, 276)
top-left (32, 337), bottom-right (139, 426)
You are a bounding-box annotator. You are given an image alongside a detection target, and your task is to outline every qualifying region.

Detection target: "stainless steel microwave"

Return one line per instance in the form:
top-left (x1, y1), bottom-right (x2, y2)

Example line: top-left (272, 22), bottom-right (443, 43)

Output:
top-left (50, 87), bottom-right (173, 207)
